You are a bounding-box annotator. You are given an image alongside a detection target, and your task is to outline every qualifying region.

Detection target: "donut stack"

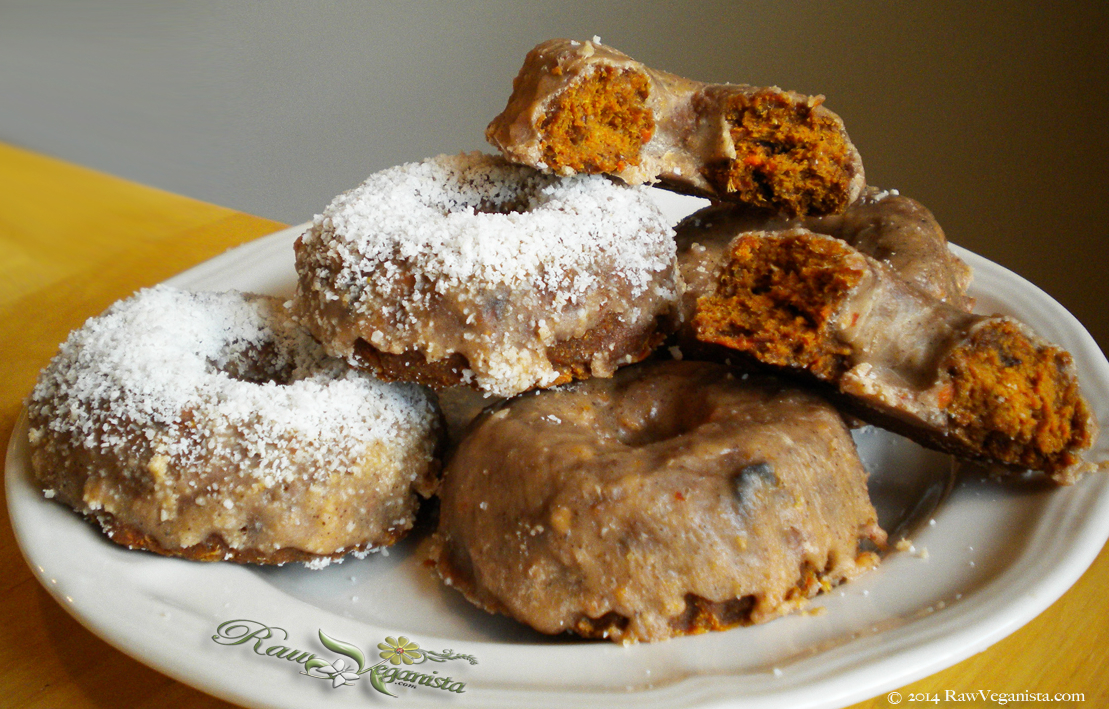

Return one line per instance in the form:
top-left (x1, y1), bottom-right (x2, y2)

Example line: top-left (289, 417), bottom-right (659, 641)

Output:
top-left (27, 37), bottom-right (1098, 644)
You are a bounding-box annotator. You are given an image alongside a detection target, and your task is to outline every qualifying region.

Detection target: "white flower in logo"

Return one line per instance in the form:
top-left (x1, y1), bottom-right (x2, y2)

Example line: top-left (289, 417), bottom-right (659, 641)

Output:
top-left (320, 657), bottom-right (360, 688)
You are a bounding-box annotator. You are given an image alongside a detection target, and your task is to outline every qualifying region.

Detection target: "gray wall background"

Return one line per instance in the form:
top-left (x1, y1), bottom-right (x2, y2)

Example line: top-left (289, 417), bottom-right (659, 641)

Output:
top-left (2, 1), bottom-right (1107, 352)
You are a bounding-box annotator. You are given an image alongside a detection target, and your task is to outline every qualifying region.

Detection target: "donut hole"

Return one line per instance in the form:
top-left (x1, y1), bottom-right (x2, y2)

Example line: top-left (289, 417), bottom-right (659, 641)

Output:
top-left (209, 340), bottom-right (295, 385)
top-left (427, 194), bottom-right (533, 217)
top-left (611, 394), bottom-right (716, 448)
top-left (422, 183), bottom-right (533, 218)
top-left (471, 194), bottom-right (531, 215)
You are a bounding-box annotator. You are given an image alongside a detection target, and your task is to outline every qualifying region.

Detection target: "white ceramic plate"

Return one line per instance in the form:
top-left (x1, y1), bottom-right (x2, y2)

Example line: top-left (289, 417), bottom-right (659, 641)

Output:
top-left (8, 191), bottom-right (1109, 709)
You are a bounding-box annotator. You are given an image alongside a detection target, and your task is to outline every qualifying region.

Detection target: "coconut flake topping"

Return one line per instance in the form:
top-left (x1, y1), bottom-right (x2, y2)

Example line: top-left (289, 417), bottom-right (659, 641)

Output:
top-left (294, 153), bottom-right (679, 396)
top-left (29, 286), bottom-right (439, 484)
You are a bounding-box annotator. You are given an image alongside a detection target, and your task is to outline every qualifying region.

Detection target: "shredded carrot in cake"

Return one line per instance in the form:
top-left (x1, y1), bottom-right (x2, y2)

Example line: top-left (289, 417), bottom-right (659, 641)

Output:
top-left (706, 90), bottom-right (854, 216)
top-left (694, 232), bottom-right (865, 378)
top-left (944, 319), bottom-right (1094, 473)
top-left (539, 67), bottom-right (654, 173)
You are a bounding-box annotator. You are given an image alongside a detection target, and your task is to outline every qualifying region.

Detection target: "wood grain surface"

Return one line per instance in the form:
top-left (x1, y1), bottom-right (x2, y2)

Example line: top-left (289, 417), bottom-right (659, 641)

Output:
top-left (1, 143), bottom-right (1105, 708)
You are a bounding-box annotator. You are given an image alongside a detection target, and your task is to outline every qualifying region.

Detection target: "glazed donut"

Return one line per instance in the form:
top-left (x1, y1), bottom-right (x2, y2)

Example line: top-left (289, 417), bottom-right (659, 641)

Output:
top-left (292, 152), bottom-right (680, 398)
top-left (676, 187), bottom-right (975, 339)
top-left (27, 286), bottom-right (442, 566)
top-left (430, 360), bottom-right (886, 643)
top-left (486, 38), bottom-right (864, 216)
top-left (794, 187), bottom-right (973, 309)
top-left (691, 229), bottom-right (1096, 483)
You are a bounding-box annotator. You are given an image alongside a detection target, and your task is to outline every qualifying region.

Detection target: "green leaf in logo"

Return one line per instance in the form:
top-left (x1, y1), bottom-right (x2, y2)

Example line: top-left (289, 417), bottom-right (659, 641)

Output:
top-left (370, 665), bottom-right (396, 697)
top-left (303, 657), bottom-right (330, 674)
top-left (317, 630), bottom-right (366, 674)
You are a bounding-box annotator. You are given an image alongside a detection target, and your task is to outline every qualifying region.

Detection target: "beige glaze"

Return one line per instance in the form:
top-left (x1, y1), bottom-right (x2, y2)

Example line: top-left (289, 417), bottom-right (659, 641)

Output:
top-left (681, 224), bottom-right (986, 429)
top-left (431, 360), bottom-right (885, 643)
top-left (688, 229), bottom-right (1096, 481)
top-left (486, 38), bottom-right (865, 209)
top-left (823, 237), bottom-right (981, 428)
top-left (676, 187), bottom-right (973, 327)
top-left (803, 188), bottom-right (973, 309)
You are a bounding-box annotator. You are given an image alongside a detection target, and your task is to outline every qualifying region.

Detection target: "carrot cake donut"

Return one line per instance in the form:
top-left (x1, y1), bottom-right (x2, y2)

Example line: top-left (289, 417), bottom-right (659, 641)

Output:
top-left (291, 152), bottom-right (680, 398)
top-left (677, 187), bottom-right (974, 338)
top-left (429, 360), bottom-right (885, 643)
top-left (690, 230), bottom-right (1096, 483)
top-left (27, 286), bottom-right (442, 566)
top-left (486, 38), bottom-right (865, 216)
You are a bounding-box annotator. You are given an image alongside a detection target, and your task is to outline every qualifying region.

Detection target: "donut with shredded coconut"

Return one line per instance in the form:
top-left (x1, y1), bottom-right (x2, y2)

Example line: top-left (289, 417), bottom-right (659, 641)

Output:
top-left (291, 152), bottom-right (681, 398)
top-left (26, 286), bottom-right (442, 566)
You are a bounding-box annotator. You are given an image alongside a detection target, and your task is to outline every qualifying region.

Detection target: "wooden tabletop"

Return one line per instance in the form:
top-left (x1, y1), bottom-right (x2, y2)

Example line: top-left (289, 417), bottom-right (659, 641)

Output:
top-left (1, 142), bottom-right (1106, 709)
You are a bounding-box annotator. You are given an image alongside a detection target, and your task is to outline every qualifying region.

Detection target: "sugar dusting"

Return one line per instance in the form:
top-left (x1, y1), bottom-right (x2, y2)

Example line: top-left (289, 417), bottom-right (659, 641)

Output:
top-left (294, 152), bottom-right (679, 396)
top-left (305, 152), bottom-right (673, 305)
top-left (29, 286), bottom-right (440, 507)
